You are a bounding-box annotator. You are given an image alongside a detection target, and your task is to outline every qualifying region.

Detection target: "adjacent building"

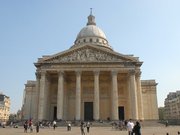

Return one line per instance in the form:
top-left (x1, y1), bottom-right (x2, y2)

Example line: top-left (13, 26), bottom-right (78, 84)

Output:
top-left (0, 93), bottom-right (10, 122)
top-left (22, 13), bottom-right (159, 121)
top-left (164, 91), bottom-right (180, 119)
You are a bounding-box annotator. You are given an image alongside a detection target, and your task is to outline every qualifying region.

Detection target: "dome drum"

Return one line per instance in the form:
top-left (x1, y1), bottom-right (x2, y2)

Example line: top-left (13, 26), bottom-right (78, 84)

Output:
top-left (75, 36), bottom-right (108, 45)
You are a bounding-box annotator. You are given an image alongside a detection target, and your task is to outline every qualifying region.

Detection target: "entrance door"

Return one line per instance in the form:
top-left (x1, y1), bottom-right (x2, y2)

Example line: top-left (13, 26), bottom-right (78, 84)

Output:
top-left (53, 106), bottom-right (57, 120)
top-left (84, 102), bottom-right (93, 121)
top-left (118, 106), bottom-right (125, 120)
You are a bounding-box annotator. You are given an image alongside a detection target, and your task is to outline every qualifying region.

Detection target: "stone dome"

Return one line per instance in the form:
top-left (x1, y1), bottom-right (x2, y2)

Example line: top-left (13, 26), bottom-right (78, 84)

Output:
top-left (76, 25), bottom-right (107, 40)
top-left (72, 14), bottom-right (112, 50)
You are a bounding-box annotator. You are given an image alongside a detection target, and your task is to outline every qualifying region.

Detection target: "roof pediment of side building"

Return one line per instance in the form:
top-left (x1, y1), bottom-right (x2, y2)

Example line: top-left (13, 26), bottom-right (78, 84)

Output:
top-left (35, 45), bottom-right (142, 67)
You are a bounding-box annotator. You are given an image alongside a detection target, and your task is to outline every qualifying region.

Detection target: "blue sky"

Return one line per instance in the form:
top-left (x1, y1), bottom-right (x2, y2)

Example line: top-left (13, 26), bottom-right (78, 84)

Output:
top-left (0, 0), bottom-right (180, 113)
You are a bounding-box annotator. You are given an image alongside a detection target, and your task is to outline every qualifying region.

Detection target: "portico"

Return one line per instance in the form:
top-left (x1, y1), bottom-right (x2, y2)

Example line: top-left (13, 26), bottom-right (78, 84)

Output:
top-left (36, 67), bottom-right (141, 121)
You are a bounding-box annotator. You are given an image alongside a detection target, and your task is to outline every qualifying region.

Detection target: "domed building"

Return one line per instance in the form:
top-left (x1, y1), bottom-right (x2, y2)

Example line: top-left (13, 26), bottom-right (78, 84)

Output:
top-left (22, 13), bottom-right (159, 121)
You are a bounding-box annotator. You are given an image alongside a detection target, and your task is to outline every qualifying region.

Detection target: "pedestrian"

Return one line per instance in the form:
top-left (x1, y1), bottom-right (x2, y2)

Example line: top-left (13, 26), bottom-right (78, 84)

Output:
top-left (127, 119), bottom-right (134, 135)
top-left (29, 119), bottom-right (33, 132)
top-left (165, 120), bottom-right (168, 127)
top-left (36, 121), bottom-right (40, 133)
top-left (10, 122), bottom-right (13, 128)
top-left (86, 121), bottom-right (91, 133)
top-left (53, 120), bottom-right (57, 130)
top-left (67, 122), bottom-right (71, 131)
top-left (133, 121), bottom-right (141, 135)
top-left (24, 121), bottom-right (28, 133)
top-left (80, 121), bottom-right (85, 135)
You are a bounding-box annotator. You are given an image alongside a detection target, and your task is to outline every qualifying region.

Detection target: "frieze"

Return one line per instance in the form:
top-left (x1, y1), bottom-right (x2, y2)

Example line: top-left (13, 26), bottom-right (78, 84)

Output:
top-left (44, 48), bottom-right (123, 63)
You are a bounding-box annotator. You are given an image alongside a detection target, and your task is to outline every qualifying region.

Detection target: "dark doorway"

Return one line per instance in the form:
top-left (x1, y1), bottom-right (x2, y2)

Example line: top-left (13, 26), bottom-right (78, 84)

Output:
top-left (84, 102), bottom-right (93, 121)
top-left (53, 106), bottom-right (57, 120)
top-left (118, 106), bottom-right (125, 120)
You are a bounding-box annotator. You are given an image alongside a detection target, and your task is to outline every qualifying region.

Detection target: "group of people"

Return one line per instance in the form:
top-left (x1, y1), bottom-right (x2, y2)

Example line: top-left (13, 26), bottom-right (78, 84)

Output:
top-left (23, 119), bottom-right (92, 134)
top-left (127, 119), bottom-right (141, 135)
top-left (80, 121), bottom-right (91, 135)
top-left (23, 119), bottom-right (33, 133)
top-left (23, 120), bottom-right (57, 133)
top-left (23, 119), bottom-right (140, 135)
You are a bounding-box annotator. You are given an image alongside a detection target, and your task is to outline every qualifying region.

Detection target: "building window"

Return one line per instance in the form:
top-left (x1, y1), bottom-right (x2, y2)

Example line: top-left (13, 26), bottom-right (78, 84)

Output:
top-left (96, 39), bottom-right (99, 42)
top-left (83, 39), bottom-right (86, 43)
top-left (90, 38), bottom-right (92, 42)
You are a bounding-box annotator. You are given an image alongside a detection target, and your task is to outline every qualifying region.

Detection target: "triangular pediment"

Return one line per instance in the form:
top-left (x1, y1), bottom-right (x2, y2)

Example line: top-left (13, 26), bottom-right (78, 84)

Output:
top-left (37, 45), bottom-right (140, 64)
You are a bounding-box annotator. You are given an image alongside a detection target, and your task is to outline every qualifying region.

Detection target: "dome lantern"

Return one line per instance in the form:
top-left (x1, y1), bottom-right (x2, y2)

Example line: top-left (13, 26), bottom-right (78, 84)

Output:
top-left (86, 8), bottom-right (96, 26)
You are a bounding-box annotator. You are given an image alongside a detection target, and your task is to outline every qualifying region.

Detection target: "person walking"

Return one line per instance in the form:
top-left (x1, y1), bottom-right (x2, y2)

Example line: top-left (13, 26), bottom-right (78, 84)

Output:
top-left (29, 120), bottom-right (33, 133)
top-left (133, 121), bottom-right (141, 135)
top-left (127, 119), bottom-right (134, 135)
top-left (67, 122), bottom-right (71, 131)
top-left (86, 121), bottom-right (91, 133)
top-left (80, 121), bottom-right (85, 135)
top-left (36, 121), bottom-right (40, 133)
top-left (53, 120), bottom-right (57, 130)
top-left (165, 120), bottom-right (168, 127)
top-left (24, 121), bottom-right (28, 133)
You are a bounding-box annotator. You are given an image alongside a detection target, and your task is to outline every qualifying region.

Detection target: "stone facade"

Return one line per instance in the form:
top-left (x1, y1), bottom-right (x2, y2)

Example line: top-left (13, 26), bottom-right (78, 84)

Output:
top-left (22, 13), bottom-right (159, 121)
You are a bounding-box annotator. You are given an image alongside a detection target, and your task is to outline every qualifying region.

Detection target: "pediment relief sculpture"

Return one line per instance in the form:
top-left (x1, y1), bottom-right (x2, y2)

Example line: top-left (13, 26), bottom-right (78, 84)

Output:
top-left (43, 48), bottom-right (127, 63)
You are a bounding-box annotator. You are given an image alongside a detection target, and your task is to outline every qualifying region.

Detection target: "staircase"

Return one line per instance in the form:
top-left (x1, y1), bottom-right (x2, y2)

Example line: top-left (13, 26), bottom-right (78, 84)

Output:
top-left (56, 120), bottom-right (165, 127)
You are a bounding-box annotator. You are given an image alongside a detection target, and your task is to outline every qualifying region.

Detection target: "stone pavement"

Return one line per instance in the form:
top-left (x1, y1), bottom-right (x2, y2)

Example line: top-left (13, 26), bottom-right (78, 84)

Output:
top-left (0, 126), bottom-right (180, 135)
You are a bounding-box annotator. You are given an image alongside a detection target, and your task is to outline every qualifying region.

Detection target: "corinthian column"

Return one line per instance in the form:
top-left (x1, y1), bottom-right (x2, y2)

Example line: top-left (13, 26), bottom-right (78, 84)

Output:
top-left (34, 72), bottom-right (41, 120)
top-left (111, 70), bottom-right (119, 120)
top-left (38, 71), bottom-right (47, 120)
top-left (94, 70), bottom-right (100, 120)
top-left (57, 71), bottom-right (64, 120)
top-left (75, 71), bottom-right (81, 120)
top-left (129, 70), bottom-right (138, 120)
top-left (136, 71), bottom-right (144, 120)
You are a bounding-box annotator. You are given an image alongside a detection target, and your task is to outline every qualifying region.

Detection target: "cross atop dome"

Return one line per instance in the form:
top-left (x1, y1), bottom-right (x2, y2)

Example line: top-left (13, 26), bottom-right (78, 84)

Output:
top-left (90, 8), bottom-right (93, 15)
top-left (87, 8), bottom-right (96, 26)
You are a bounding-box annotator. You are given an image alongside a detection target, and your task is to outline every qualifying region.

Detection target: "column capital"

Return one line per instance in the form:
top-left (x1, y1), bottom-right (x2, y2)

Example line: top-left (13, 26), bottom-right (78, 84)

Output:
top-left (94, 70), bottom-right (100, 75)
top-left (136, 71), bottom-right (142, 77)
top-left (58, 70), bottom-right (64, 76)
top-left (35, 72), bottom-right (41, 79)
top-left (75, 70), bottom-right (82, 76)
top-left (40, 70), bottom-right (47, 76)
top-left (128, 69), bottom-right (135, 76)
top-left (111, 70), bottom-right (118, 76)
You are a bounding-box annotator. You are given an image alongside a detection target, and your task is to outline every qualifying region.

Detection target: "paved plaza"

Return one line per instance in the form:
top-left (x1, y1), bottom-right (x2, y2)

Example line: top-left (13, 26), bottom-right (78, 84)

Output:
top-left (0, 126), bottom-right (180, 135)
